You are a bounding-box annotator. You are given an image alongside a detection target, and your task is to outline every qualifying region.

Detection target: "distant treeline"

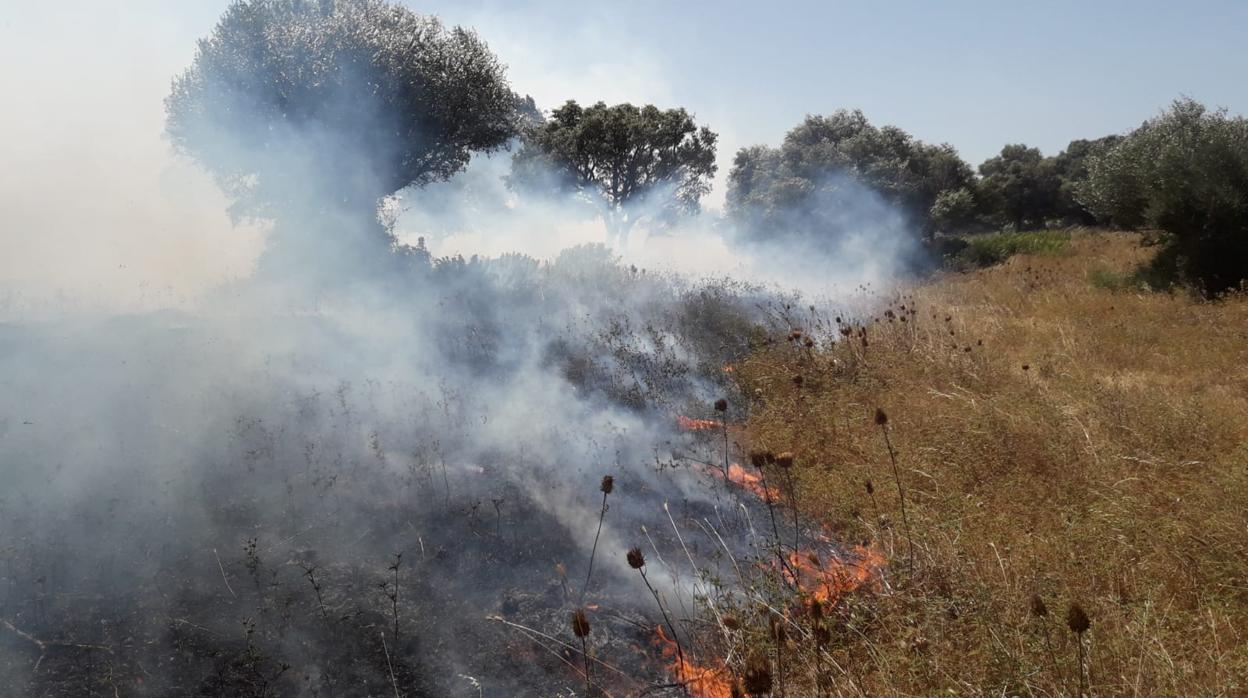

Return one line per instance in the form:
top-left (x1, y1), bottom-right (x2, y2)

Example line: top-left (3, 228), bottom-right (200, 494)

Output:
top-left (167, 0), bottom-right (1248, 295)
top-left (725, 101), bottom-right (1248, 295)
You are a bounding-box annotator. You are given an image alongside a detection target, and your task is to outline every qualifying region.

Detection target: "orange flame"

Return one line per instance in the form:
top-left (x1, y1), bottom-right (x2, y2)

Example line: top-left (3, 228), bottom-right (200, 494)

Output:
top-left (721, 364), bottom-right (736, 373)
top-left (652, 626), bottom-right (733, 698)
top-left (785, 544), bottom-right (886, 607)
top-left (723, 463), bottom-right (779, 502)
top-left (676, 415), bottom-right (721, 431)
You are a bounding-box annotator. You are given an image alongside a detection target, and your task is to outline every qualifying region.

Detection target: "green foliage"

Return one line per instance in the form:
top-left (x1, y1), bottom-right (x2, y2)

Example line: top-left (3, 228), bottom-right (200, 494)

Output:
top-left (509, 100), bottom-right (718, 242)
top-left (727, 109), bottom-right (975, 240)
top-left (1080, 98), bottom-right (1248, 294)
top-left (1052, 136), bottom-right (1123, 223)
top-left (930, 187), bottom-right (978, 232)
top-left (166, 0), bottom-right (522, 222)
top-left (949, 230), bottom-right (1070, 268)
top-left (977, 144), bottom-right (1062, 229)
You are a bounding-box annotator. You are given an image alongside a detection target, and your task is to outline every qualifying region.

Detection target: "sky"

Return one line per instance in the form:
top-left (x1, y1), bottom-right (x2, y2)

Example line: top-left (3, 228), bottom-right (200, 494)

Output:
top-left (1, 0), bottom-right (1245, 309)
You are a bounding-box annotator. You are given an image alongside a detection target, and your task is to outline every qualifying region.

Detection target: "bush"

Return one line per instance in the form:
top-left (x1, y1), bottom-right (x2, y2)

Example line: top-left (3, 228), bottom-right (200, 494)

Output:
top-left (1080, 99), bottom-right (1248, 295)
top-left (950, 230), bottom-right (1070, 268)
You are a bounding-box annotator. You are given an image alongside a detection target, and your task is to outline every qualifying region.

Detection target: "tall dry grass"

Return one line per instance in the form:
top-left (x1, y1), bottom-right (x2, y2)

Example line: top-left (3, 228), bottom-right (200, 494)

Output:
top-left (737, 231), bottom-right (1248, 695)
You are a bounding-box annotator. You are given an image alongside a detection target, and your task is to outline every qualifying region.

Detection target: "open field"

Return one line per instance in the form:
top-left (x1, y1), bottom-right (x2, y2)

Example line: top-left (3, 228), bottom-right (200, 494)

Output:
top-left (736, 230), bottom-right (1248, 695)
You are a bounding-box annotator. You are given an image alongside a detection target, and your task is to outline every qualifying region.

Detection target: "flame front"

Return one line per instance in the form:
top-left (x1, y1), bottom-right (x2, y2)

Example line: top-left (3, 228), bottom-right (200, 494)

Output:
top-left (786, 544), bottom-right (886, 606)
top-left (652, 626), bottom-right (733, 698)
top-left (676, 415), bottom-right (721, 431)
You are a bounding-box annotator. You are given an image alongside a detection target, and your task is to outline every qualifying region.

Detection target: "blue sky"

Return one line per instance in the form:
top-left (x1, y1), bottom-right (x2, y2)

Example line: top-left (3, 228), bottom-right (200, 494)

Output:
top-left (407, 0), bottom-right (1248, 169)
top-left (166, 0), bottom-right (1248, 203)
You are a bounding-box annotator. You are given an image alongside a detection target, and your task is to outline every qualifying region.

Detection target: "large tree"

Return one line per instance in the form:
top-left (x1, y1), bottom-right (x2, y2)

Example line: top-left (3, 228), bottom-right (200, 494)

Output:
top-left (508, 100), bottom-right (718, 244)
top-left (1052, 135), bottom-right (1123, 224)
top-left (726, 109), bottom-right (975, 240)
top-left (1080, 98), bottom-right (1248, 294)
top-left (977, 144), bottom-right (1062, 229)
top-left (166, 0), bottom-right (523, 266)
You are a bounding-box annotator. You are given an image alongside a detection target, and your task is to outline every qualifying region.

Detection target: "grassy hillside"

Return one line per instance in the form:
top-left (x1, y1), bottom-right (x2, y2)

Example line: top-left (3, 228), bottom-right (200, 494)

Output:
top-left (735, 230), bottom-right (1248, 695)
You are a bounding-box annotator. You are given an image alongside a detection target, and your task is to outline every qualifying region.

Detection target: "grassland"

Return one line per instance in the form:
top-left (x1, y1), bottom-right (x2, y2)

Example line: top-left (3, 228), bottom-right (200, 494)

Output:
top-left (735, 230), bottom-right (1248, 695)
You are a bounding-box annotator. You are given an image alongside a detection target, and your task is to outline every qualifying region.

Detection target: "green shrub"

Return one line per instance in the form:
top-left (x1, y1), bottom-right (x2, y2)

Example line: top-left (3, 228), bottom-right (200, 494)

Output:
top-left (953, 230), bottom-right (1070, 268)
top-left (1080, 98), bottom-right (1248, 295)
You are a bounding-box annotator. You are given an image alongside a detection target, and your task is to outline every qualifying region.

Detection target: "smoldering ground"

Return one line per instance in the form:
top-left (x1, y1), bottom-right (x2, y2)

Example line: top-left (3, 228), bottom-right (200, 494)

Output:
top-left (0, 3), bottom-right (919, 696)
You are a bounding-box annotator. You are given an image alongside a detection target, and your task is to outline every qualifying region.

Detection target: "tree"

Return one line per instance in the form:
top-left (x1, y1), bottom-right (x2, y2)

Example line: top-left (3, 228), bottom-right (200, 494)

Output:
top-left (977, 145), bottom-right (1062, 229)
top-left (166, 0), bottom-right (523, 266)
top-left (508, 100), bottom-right (718, 244)
top-left (726, 109), bottom-right (974, 241)
top-left (1053, 136), bottom-right (1123, 224)
top-left (1081, 98), bottom-right (1248, 295)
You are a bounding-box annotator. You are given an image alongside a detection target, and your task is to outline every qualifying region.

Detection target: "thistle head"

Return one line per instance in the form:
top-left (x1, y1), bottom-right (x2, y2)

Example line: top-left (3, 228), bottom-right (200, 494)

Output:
top-left (626, 547), bottom-right (645, 570)
top-left (600, 475), bottom-right (614, 495)
top-left (571, 608), bottom-right (591, 637)
top-left (1066, 602), bottom-right (1090, 634)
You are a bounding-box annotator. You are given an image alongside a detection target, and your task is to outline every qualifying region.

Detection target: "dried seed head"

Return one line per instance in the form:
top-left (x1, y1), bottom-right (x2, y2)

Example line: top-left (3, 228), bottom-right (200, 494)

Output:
top-left (874, 407), bottom-right (889, 426)
top-left (626, 547), bottom-right (645, 570)
top-left (1029, 594), bottom-right (1048, 618)
top-left (571, 608), bottom-right (591, 637)
top-left (775, 452), bottom-right (794, 468)
top-left (764, 451), bottom-right (776, 465)
top-left (1066, 602), bottom-right (1090, 634)
top-left (555, 563), bottom-right (567, 579)
top-left (742, 654), bottom-right (773, 696)
top-left (803, 337), bottom-right (814, 348)
top-left (749, 451), bottom-right (767, 469)
top-left (714, 398), bottom-right (728, 413)
top-left (810, 599), bottom-right (824, 620)
top-left (722, 614), bottom-right (741, 631)
top-left (791, 374), bottom-right (804, 387)
top-left (600, 475), bottom-right (614, 495)
top-left (864, 479), bottom-right (875, 495)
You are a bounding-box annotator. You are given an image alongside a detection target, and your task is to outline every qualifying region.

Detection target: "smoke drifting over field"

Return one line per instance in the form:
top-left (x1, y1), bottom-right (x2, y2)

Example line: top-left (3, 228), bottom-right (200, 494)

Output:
top-left (1, 2), bottom-right (912, 694)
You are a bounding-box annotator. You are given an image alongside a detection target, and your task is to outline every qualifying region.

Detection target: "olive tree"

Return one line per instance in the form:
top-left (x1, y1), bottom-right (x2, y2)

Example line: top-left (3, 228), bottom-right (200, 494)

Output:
top-left (166, 0), bottom-right (523, 264)
top-left (1081, 98), bottom-right (1248, 294)
top-left (508, 100), bottom-right (718, 244)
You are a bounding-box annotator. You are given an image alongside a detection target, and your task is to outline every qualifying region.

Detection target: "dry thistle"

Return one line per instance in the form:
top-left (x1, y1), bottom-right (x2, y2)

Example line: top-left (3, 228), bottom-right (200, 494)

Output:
top-left (600, 475), bottom-right (614, 495)
top-left (626, 547), bottom-right (645, 570)
top-left (1067, 602), bottom-right (1090, 634)
top-left (749, 451), bottom-right (767, 469)
top-left (571, 608), bottom-right (591, 637)
top-left (1067, 601), bottom-right (1092, 695)
top-left (874, 407), bottom-right (889, 426)
top-left (864, 479), bottom-right (875, 495)
top-left (714, 398), bottom-right (728, 412)
top-left (775, 452), bottom-right (794, 468)
top-left (742, 654), bottom-right (773, 696)
top-left (791, 374), bottom-right (804, 387)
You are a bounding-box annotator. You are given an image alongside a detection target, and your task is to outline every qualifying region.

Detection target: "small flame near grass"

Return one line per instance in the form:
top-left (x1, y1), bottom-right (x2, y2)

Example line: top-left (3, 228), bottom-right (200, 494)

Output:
top-left (676, 415), bottom-right (721, 431)
top-left (785, 543), bottom-right (886, 607)
top-left (652, 626), bottom-right (734, 698)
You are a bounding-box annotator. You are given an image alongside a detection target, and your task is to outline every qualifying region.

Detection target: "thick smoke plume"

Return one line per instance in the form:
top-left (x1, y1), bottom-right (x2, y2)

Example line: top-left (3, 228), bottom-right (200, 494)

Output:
top-left (1, 2), bottom-right (916, 694)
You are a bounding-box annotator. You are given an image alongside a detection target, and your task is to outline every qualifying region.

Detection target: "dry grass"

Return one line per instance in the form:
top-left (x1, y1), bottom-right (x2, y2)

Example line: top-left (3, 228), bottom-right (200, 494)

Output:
top-left (736, 230), bottom-right (1248, 695)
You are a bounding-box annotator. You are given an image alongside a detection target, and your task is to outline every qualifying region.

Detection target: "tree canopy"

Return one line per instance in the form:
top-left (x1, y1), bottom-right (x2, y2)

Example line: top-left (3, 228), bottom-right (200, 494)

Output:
top-left (508, 100), bottom-right (718, 243)
top-left (1080, 98), bottom-right (1248, 294)
top-left (166, 0), bottom-right (522, 228)
top-left (726, 110), bottom-right (975, 241)
top-left (976, 144), bottom-right (1062, 229)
